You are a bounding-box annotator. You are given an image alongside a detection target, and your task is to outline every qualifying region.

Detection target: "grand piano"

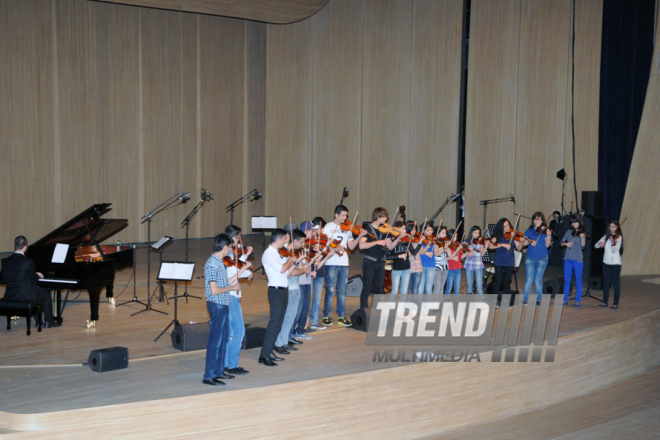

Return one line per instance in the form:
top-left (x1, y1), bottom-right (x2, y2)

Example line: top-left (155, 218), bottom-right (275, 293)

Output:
top-left (25, 203), bottom-right (133, 324)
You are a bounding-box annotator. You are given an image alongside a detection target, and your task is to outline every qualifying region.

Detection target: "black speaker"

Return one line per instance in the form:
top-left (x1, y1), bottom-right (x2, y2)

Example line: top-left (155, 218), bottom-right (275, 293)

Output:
top-left (88, 347), bottom-right (128, 372)
top-left (346, 274), bottom-right (363, 297)
top-left (542, 278), bottom-right (562, 296)
top-left (589, 277), bottom-right (602, 290)
top-left (350, 308), bottom-right (371, 332)
top-left (171, 323), bottom-right (209, 351)
top-left (581, 191), bottom-right (603, 218)
top-left (242, 326), bottom-right (266, 350)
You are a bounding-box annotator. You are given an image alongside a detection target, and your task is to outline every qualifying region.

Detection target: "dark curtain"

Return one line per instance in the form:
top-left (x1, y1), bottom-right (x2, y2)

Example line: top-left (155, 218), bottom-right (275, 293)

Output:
top-left (597, 0), bottom-right (655, 222)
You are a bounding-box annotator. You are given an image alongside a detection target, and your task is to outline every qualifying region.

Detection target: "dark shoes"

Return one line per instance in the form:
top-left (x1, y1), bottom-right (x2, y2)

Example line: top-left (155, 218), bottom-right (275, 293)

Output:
top-left (44, 321), bottom-right (62, 329)
top-left (597, 304), bottom-right (608, 308)
top-left (285, 343), bottom-right (298, 351)
top-left (259, 356), bottom-right (277, 367)
top-left (225, 367), bottom-right (249, 375)
top-left (269, 353), bottom-right (285, 361)
top-left (273, 346), bottom-right (290, 355)
top-left (203, 379), bottom-right (226, 386)
top-left (214, 373), bottom-right (235, 380)
top-left (289, 338), bottom-right (303, 345)
top-left (611, 305), bottom-right (619, 309)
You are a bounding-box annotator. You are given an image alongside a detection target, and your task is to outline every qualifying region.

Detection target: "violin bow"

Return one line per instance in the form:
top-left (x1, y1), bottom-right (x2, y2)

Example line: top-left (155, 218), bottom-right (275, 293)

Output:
top-left (405, 220), bottom-right (417, 253)
top-left (509, 214), bottom-right (521, 246)
top-left (383, 207), bottom-right (400, 241)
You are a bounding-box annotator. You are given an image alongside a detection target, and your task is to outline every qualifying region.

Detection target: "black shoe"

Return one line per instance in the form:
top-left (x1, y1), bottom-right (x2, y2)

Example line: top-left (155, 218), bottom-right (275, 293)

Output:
top-left (203, 379), bottom-right (225, 386)
top-left (259, 357), bottom-right (277, 367)
top-left (286, 344), bottom-right (299, 351)
top-left (44, 321), bottom-right (62, 329)
top-left (214, 373), bottom-right (234, 380)
top-left (611, 305), bottom-right (619, 309)
top-left (269, 353), bottom-right (285, 361)
top-left (289, 338), bottom-right (303, 345)
top-left (273, 346), bottom-right (290, 355)
top-left (536, 302), bottom-right (542, 308)
top-left (226, 367), bottom-right (249, 375)
top-left (597, 304), bottom-right (608, 308)
top-left (495, 301), bottom-right (501, 309)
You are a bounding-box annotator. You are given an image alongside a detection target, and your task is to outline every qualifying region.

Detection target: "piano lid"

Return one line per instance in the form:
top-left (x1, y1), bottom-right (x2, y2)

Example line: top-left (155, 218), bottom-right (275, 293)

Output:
top-left (30, 203), bottom-right (129, 247)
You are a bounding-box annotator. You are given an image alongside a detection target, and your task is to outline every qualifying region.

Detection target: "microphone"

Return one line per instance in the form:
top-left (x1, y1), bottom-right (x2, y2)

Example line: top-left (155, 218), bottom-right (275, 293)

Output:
top-left (512, 196), bottom-right (516, 204)
top-left (201, 189), bottom-right (214, 201)
top-left (450, 193), bottom-right (460, 202)
top-left (179, 192), bottom-right (191, 201)
top-left (250, 189), bottom-right (262, 201)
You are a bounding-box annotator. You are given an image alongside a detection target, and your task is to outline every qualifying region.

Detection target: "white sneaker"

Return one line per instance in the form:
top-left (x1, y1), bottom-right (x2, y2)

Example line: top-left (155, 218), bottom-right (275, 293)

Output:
top-left (310, 323), bottom-right (327, 330)
top-left (297, 333), bottom-right (313, 340)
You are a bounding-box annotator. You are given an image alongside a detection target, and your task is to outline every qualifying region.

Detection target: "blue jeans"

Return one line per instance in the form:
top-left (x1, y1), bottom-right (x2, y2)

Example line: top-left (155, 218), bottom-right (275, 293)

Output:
top-left (293, 283), bottom-right (312, 335)
top-left (204, 302), bottom-right (230, 381)
top-left (310, 274), bottom-right (324, 325)
top-left (523, 257), bottom-right (549, 303)
top-left (445, 269), bottom-right (462, 294)
top-left (418, 266), bottom-right (436, 294)
top-left (391, 269), bottom-right (411, 295)
top-left (410, 272), bottom-right (422, 294)
top-left (224, 296), bottom-right (245, 370)
top-left (324, 265), bottom-right (348, 318)
top-left (276, 289), bottom-right (300, 347)
top-left (465, 268), bottom-right (484, 294)
top-left (563, 259), bottom-right (584, 303)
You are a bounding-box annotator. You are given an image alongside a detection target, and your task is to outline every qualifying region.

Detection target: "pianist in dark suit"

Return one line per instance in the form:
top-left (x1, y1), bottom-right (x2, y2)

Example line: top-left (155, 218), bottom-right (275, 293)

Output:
top-left (1, 236), bottom-right (58, 327)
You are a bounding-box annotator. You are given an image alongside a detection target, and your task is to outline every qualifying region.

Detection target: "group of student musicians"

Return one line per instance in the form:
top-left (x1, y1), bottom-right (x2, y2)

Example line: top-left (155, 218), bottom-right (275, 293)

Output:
top-left (202, 206), bottom-right (624, 384)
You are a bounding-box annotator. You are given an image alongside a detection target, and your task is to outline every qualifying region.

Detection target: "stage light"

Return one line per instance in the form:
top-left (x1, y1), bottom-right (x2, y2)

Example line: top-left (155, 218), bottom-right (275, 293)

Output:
top-left (556, 169), bottom-right (567, 180)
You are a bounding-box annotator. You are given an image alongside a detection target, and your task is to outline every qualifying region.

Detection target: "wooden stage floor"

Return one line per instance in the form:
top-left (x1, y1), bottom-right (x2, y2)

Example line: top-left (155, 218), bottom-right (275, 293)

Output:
top-left (0, 236), bottom-right (659, 436)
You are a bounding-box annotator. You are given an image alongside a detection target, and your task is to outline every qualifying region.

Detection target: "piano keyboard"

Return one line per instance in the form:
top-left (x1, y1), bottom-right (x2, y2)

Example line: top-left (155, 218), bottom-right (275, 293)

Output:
top-left (39, 278), bottom-right (78, 285)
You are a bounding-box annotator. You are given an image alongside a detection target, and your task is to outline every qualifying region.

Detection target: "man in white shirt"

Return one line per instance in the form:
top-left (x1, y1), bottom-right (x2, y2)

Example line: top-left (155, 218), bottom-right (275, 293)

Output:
top-left (259, 228), bottom-right (300, 367)
top-left (321, 205), bottom-right (366, 327)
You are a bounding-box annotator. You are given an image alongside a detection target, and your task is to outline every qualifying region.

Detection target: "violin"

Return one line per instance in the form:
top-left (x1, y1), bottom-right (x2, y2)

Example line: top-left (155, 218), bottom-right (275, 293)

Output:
top-left (503, 231), bottom-right (526, 242)
top-left (535, 224), bottom-right (558, 239)
top-left (378, 223), bottom-right (403, 237)
top-left (400, 233), bottom-right (423, 244)
top-left (341, 221), bottom-right (375, 239)
top-left (223, 257), bottom-right (246, 269)
top-left (327, 238), bottom-right (345, 256)
top-left (472, 236), bottom-right (488, 246)
top-left (278, 247), bottom-right (305, 259)
top-left (571, 227), bottom-right (590, 239)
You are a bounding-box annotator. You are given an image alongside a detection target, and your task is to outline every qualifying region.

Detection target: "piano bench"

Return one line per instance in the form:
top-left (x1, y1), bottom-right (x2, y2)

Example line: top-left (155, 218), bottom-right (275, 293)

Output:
top-left (0, 299), bottom-right (43, 336)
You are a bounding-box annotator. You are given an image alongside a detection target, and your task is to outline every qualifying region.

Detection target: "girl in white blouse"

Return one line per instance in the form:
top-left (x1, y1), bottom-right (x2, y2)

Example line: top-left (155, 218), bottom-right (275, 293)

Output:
top-left (595, 220), bottom-right (624, 309)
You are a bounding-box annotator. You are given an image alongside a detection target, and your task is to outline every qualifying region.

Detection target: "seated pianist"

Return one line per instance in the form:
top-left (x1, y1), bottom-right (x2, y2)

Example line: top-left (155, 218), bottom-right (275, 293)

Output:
top-left (1, 236), bottom-right (60, 328)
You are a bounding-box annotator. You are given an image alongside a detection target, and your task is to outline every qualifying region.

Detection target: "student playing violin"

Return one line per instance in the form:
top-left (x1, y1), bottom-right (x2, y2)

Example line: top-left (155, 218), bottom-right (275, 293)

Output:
top-left (358, 207), bottom-right (403, 307)
top-left (432, 226), bottom-right (449, 294)
top-left (444, 229), bottom-right (463, 294)
top-left (463, 225), bottom-right (488, 295)
top-left (406, 221), bottom-right (424, 294)
top-left (560, 214), bottom-right (587, 307)
top-left (521, 212), bottom-right (552, 307)
top-left (595, 219), bottom-right (624, 309)
top-left (387, 221), bottom-right (412, 295)
top-left (489, 218), bottom-right (524, 308)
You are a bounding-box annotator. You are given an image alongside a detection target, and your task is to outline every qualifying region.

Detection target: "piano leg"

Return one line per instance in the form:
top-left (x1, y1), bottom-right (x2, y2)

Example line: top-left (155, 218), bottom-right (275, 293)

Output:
top-left (88, 287), bottom-right (102, 322)
top-left (106, 283), bottom-right (114, 299)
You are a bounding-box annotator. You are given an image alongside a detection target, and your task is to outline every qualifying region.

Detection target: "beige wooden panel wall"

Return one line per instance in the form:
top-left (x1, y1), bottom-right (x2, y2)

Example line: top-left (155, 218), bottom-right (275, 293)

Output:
top-left (265, 18), bottom-right (314, 227)
top-left (465, 0), bottom-right (602, 231)
top-left (0, 0), bottom-right (266, 249)
top-left (620, 14), bottom-right (660, 275)
top-left (311, 0), bottom-right (364, 221)
top-left (0, 0), bottom-right (55, 248)
top-left (465, 0), bottom-right (520, 230)
top-left (410, 0), bottom-right (462, 226)
top-left (266, 0), bottom-right (464, 228)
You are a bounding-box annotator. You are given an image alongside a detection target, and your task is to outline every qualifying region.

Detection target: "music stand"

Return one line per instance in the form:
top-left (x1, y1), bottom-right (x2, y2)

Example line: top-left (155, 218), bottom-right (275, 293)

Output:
top-left (251, 216), bottom-right (277, 275)
top-left (151, 237), bottom-right (173, 304)
top-left (154, 261), bottom-right (195, 342)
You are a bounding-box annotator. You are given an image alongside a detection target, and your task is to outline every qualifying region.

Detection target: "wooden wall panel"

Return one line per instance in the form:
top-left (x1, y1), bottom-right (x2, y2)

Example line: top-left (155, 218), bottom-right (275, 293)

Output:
top-left (409, 0), bottom-right (462, 225)
top-left (620, 15), bottom-right (660, 275)
top-left (564, 0), bottom-right (602, 209)
top-left (244, 21), bottom-right (267, 233)
top-left (360, 0), bottom-right (412, 217)
top-left (311, 0), bottom-right (364, 220)
top-left (0, 0), bottom-right (55, 248)
top-left (57, 0), bottom-right (141, 244)
top-left (141, 9), bottom-right (198, 242)
top-left (265, 19), bottom-right (313, 227)
top-left (199, 16), bottom-right (246, 237)
top-left (514, 0), bottom-right (571, 222)
top-left (465, 0), bottom-right (521, 229)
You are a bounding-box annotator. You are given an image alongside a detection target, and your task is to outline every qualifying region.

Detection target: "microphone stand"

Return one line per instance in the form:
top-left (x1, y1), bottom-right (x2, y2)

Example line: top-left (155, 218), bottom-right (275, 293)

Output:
top-left (132, 191), bottom-right (187, 317)
top-left (179, 194), bottom-right (210, 302)
top-left (429, 192), bottom-right (458, 224)
top-left (225, 189), bottom-right (261, 226)
top-left (479, 195), bottom-right (515, 230)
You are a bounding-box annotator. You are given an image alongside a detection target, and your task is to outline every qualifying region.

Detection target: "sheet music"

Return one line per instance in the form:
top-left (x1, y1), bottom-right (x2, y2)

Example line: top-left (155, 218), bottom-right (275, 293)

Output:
top-left (52, 244), bottom-right (69, 264)
top-left (151, 236), bottom-right (173, 250)
top-left (158, 262), bottom-right (195, 281)
top-left (251, 216), bottom-right (277, 229)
